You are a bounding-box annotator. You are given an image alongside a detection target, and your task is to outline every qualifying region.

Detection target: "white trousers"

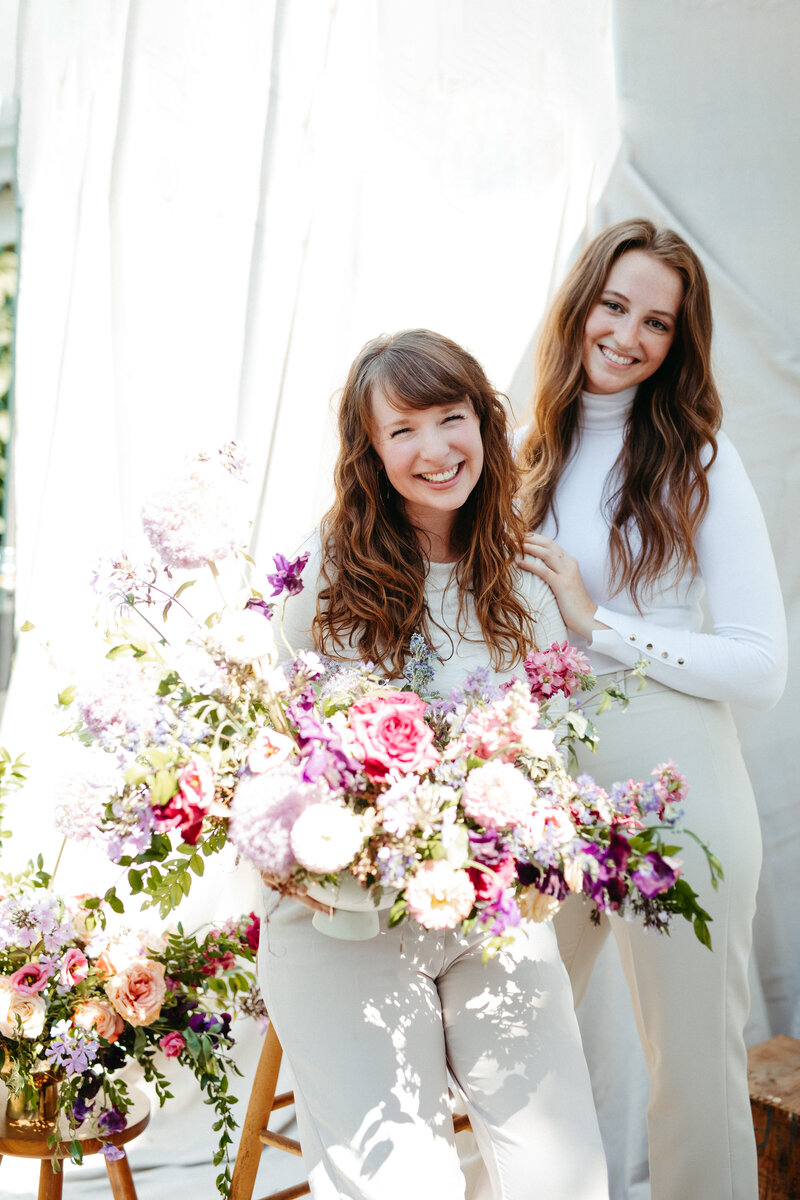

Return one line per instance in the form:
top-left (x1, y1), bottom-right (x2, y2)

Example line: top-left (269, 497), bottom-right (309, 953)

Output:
top-left (258, 894), bottom-right (608, 1200)
top-left (555, 678), bottom-right (761, 1200)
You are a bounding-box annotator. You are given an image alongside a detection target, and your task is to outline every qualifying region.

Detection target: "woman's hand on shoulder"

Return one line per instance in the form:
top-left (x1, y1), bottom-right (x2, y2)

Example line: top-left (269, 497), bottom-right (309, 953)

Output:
top-left (521, 534), bottom-right (606, 641)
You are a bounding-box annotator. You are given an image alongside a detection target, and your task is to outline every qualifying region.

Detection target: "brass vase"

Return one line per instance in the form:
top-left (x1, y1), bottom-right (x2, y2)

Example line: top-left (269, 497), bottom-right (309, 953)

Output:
top-left (5, 1070), bottom-right (59, 1126)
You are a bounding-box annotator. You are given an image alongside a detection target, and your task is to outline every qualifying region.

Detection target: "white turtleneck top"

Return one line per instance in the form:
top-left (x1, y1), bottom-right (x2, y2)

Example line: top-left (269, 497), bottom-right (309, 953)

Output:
top-left (534, 386), bottom-right (787, 710)
top-left (278, 532), bottom-right (567, 696)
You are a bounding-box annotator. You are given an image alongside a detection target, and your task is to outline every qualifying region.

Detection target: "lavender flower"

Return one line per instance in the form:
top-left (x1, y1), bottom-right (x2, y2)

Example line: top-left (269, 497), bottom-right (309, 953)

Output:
top-left (98, 1106), bottom-right (128, 1136)
top-left (44, 1024), bottom-right (99, 1076)
top-left (141, 453), bottom-right (250, 570)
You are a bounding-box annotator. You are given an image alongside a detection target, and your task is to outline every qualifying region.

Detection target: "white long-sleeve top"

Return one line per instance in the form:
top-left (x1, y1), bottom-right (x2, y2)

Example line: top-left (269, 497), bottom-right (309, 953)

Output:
top-left (278, 532), bottom-right (567, 694)
top-left (537, 386), bottom-right (787, 710)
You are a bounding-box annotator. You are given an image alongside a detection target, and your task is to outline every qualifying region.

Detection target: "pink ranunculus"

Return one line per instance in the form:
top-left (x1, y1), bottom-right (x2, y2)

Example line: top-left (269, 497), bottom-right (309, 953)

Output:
top-left (0, 978), bottom-right (47, 1038)
top-left (72, 998), bottom-right (125, 1043)
top-left (8, 961), bottom-right (51, 994)
top-left (347, 692), bottom-right (440, 781)
top-left (60, 947), bottom-right (90, 988)
top-left (105, 959), bottom-right (167, 1027)
top-left (159, 1031), bottom-right (186, 1058)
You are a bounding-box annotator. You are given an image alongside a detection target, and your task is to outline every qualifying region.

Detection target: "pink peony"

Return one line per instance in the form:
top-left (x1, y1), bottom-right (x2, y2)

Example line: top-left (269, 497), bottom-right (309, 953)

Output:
top-left (159, 1031), bottom-right (186, 1058)
top-left (105, 959), bottom-right (167, 1027)
top-left (72, 998), bottom-right (125, 1043)
top-left (405, 860), bottom-right (476, 930)
top-left (9, 961), bottom-right (50, 994)
top-left (347, 692), bottom-right (440, 781)
top-left (60, 948), bottom-right (90, 987)
top-left (467, 856), bottom-right (518, 902)
top-left (461, 761), bottom-right (533, 830)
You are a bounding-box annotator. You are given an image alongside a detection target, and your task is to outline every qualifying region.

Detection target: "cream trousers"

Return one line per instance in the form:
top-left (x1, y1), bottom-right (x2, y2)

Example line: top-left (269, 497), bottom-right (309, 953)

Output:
top-left (556, 677), bottom-right (761, 1200)
top-left (258, 895), bottom-right (608, 1200)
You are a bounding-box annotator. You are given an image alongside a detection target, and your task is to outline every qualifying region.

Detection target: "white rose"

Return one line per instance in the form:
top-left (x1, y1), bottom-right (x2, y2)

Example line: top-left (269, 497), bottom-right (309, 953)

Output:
top-left (0, 979), bottom-right (47, 1039)
top-left (290, 804), bottom-right (365, 874)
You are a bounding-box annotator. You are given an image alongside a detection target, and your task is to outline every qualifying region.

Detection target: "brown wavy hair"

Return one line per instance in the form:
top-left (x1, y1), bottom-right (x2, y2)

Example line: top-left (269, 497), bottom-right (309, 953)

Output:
top-left (314, 329), bottom-right (535, 676)
top-left (518, 219), bottom-right (722, 606)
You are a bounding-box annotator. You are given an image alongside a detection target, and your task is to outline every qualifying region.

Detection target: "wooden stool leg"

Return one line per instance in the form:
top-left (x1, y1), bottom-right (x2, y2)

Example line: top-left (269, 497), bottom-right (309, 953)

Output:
top-left (230, 1024), bottom-right (284, 1200)
top-left (38, 1158), bottom-right (63, 1200)
top-left (105, 1148), bottom-right (138, 1200)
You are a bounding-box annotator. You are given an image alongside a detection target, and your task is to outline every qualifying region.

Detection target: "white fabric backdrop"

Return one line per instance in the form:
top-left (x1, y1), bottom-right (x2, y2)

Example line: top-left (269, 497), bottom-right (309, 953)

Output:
top-left (0, 2), bottom-right (797, 1197)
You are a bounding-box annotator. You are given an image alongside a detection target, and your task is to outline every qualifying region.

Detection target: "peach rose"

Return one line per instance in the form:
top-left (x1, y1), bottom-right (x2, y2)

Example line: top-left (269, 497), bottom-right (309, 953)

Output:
top-left (517, 886), bottom-right (562, 923)
top-left (105, 958), bottom-right (167, 1027)
top-left (72, 998), bottom-right (125, 1043)
top-left (0, 977), bottom-right (47, 1038)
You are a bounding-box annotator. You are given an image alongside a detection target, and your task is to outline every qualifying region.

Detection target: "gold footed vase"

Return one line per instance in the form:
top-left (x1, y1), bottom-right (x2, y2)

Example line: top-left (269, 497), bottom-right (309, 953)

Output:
top-left (5, 1071), bottom-right (59, 1127)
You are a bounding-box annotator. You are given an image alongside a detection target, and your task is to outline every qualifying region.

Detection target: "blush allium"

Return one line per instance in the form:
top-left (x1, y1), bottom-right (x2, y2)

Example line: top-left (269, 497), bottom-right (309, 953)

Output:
top-left (290, 803), bottom-right (365, 874)
top-left (404, 860), bottom-right (476, 930)
top-left (141, 453), bottom-right (250, 570)
top-left (228, 768), bottom-right (328, 878)
top-left (76, 658), bottom-right (170, 755)
top-left (461, 761), bottom-right (534, 830)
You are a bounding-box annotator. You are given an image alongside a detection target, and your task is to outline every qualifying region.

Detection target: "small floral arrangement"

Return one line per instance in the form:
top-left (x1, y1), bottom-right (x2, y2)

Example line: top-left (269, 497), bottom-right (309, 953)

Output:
top-left (48, 444), bottom-right (720, 954)
top-left (0, 840), bottom-right (264, 1195)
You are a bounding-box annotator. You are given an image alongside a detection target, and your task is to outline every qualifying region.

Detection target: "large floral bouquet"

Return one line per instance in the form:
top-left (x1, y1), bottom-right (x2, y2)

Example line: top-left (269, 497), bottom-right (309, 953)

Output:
top-left (0, 851), bottom-right (263, 1194)
top-left (53, 444), bottom-right (720, 950)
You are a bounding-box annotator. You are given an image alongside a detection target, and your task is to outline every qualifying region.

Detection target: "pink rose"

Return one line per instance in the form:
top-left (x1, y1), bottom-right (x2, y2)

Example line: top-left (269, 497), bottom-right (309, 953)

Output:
top-left (105, 959), bottom-right (167, 1027)
top-left (9, 961), bottom-right (51, 994)
top-left (159, 1031), bottom-right (186, 1058)
top-left (60, 948), bottom-right (89, 987)
top-left (347, 692), bottom-right (440, 781)
top-left (72, 998), bottom-right (125, 1043)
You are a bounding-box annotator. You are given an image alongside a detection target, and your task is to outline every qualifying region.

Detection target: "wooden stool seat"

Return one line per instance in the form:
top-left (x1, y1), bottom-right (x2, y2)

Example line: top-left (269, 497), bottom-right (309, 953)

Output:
top-left (748, 1034), bottom-right (800, 1199)
top-left (231, 1024), bottom-right (472, 1200)
top-left (0, 1085), bottom-right (150, 1200)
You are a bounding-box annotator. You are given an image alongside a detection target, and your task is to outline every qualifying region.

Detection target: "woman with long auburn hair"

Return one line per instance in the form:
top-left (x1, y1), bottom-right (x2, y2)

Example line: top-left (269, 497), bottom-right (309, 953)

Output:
top-left (258, 329), bottom-right (609, 1200)
top-left (518, 219), bottom-right (787, 1200)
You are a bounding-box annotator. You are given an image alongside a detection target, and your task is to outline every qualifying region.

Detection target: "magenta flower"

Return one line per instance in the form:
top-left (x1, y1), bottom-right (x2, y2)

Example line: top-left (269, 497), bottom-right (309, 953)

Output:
top-left (159, 1031), bottom-right (186, 1058)
top-left (523, 640), bottom-right (593, 702)
top-left (9, 961), bottom-right (51, 994)
top-left (60, 948), bottom-right (89, 988)
top-left (632, 852), bottom-right (680, 898)
top-left (266, 552), bottom-right (309, 598)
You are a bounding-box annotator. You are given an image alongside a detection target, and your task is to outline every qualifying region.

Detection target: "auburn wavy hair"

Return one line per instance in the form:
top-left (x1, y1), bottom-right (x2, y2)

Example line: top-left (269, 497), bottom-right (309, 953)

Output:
top-left (518, 219), bottom-right (722, 607)
top-left (314, 329), bottom-right (535, 677)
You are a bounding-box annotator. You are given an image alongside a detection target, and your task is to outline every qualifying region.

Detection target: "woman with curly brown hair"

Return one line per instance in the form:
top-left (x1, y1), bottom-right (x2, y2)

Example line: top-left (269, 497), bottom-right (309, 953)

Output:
top-left (258, 329), bottom-right (609, 1200)
top-left (517, 220), bottom-right (787, 1200)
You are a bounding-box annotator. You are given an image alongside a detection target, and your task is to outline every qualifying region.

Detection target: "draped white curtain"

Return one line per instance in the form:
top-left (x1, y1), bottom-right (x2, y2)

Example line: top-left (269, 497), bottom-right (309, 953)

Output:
top-left (1, 2), bottom-right (798, 1197)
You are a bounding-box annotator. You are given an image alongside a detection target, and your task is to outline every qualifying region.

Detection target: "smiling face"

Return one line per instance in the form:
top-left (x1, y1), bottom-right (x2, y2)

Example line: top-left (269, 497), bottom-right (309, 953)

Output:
top-left (581, 249), bottom-right (684, 395)
top-left (369, 387), bottom-right (484, 547)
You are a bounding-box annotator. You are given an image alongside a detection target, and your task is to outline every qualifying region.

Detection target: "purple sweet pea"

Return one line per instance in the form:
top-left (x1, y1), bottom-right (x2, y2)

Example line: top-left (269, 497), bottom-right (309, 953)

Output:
top-left (98, 1106), bottom-right (127, 1136)
top-left (244, 597), bottom-right (273, 619)
top-left (582, 831), bottom-right (633, 911)
top-left (267, 552), bottom-right (309, 598)
top-left (632, 852), bottom-right (680, 898)
top-left (71, 1096), bottom-right (94, 1123)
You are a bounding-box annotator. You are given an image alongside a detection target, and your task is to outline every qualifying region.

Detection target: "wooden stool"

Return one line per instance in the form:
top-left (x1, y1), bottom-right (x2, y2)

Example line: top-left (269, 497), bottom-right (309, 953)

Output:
top-left (0, 1085), bottom-right (150, 1200)
top-left (748, 1035), bottom-right (800, 1200)
top-left (230, 1023), bottom-right (472, 1200)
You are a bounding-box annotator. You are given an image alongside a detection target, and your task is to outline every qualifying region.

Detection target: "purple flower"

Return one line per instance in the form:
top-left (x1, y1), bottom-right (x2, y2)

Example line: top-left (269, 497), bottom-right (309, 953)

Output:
top-left (582, 832), bottom-right (633, 911)
top-left (632, 852), bottom-right (680, 898)
top-left (480, 891), bottom-right (522, 937)
top-left (244, 597), bottom-right (273, 619)
top-left (101, 1143), bottom-right (127, 1161)
top-left (72, 1096), bottom-right (94, 1123)
top-left (267, 552), bottom-right (309, 598)
top-left (98, 1106), bottom-right (127, 1136)
top-left (468, 829), bottom-right (511, 866)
